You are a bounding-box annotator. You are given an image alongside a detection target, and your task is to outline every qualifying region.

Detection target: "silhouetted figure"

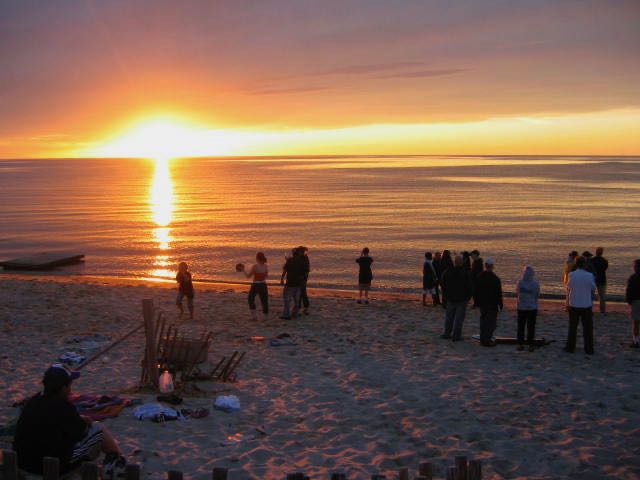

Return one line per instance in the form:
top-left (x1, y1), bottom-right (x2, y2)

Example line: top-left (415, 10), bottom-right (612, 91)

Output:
top-left (475, 258), bottom-right (503, 347)
top-left (439, 250), bottom-right (454, 307)
top-left (298, 246), bottom-right (311, 315)
top-left (591, 246), bottom-right (609, 314)
top-left (176, 262), bottom-right (194, 319)
top-left (625, 259), bottom-right (640, 348)
top-left (563, 251), bottom-right (578, 286)
top-left (244, 252), bottom-right (269, 320)
top-left (470, 249), bottom-right (484, 308)
top-left (356, 247), bottom-right (374, 304)
top-left (432, 251), bottom-right (442, 305)
top-left (462, 251), bottom-right (471, 271)
top-left (422, 252), bottom-right (438, 306)
top-left (565, 256), bottom-right (596, 354)
top-left (516, 265), bottom-right (540, 351)
top-left (440, 255), bottom-right (473, 341)
top-left (280, 248), bottom-right (306, 319)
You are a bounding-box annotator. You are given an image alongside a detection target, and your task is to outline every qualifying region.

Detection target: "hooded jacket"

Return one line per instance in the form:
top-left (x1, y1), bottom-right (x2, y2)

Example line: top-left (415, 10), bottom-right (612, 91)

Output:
top-left (517, 266), bottom-right (540, 310)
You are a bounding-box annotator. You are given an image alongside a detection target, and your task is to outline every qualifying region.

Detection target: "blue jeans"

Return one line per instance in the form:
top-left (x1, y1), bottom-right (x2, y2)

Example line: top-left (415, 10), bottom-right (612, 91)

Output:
top-left (444, 300), bottom-right (467, 339)
top-left (283, 286), bottom-right (301, 317)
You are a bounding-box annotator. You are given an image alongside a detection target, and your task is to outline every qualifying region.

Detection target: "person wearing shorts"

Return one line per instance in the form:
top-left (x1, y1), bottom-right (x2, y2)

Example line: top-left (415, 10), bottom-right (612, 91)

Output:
top-left (13, 364), bottom-right (124, 475)
top-left (626, 259), bottom-right (640, 348)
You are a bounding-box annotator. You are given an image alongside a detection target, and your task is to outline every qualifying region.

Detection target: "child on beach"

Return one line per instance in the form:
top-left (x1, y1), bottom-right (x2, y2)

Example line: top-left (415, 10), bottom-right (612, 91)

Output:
top-left (243, 252), bottom-right (269, 320)
top-left (356, 247), bottom-right (373, 304)
top-left (176, 262), bottom-right (194, 319)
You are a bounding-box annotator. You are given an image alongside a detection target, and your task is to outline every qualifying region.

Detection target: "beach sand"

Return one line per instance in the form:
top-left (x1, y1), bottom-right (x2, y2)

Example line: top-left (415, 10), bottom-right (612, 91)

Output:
top-left (1, 275), bottom-right (639, 479)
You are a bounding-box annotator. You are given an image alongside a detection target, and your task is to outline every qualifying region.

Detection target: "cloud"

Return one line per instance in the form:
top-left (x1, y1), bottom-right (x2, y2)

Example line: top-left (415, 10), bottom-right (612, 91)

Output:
top-left (376, 68), bottom-right (467, 79)
top-left (315, 62), bottom-right (425, 76)
top-left (248, 86), bottom-right (330, 96)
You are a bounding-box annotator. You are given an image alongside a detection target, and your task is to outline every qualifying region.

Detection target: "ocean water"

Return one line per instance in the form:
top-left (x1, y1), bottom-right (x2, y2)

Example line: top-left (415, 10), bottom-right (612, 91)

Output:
top-left (1, 156), bottom-right (638, 296)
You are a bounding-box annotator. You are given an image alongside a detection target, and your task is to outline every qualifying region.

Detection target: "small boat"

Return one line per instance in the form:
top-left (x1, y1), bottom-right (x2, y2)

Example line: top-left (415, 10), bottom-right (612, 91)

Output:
top-left (0, 252), bottom-right (85, 270)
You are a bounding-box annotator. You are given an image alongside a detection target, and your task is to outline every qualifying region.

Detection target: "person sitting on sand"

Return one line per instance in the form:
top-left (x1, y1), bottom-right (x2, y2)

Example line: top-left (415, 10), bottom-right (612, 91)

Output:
top-left (440, 255), bottom-right (473, 341)
top-left (176, 262), bottom-right (194, 319)
top-left (625, 259), bottom-right (640, 348)
top-left (565, 256), bottom-right (596, 355)
top-left (516, 265), bottom-right (540, 352)
top-left (474, 258), bottom-right (503, 347)
top-left (422, 252), bottom-right (438, 306)
top-left (13, 364), bottom-right (126, 476)
top-left (243, 252), bottom-right (269, 320)
top-left (280, 247), bottom-right (306, 319)
top-left (356, 247), bottom-right (374, 304)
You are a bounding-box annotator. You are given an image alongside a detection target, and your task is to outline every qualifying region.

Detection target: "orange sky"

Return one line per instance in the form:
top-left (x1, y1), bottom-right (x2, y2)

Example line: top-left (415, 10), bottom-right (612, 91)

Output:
top-left (1, 1), bottom-right (639, 158)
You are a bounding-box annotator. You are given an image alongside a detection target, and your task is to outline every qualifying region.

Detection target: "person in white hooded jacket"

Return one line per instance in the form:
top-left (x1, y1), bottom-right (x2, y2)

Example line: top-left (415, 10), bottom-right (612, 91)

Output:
top-left (516, 265), bottom-right (540, 351)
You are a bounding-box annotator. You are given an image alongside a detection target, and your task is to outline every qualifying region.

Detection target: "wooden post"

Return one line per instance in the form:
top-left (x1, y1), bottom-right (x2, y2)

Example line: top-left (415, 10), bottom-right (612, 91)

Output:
top-left (370, 475), bottom-right (386, 480)
top-left (398, 467), bottom-right (409, 480)
top-left (445, 466), bottom-right (458, 480)
top-left (81, 462), bottom-right (99, 480)
top-left (125, 464), bottom-right (142, 480)
top-left (286, 473), bottom-right (305, 480)
top-left (418, 462), bottom-right (433, 480)
top-left (168, 470), bottom-right (183, 480)
top-left (468, 460), bottom-right (482, 480)
top-left (1, 450), bottom-right (18, 480)
top-left (42, 457), bottom-right (59, 480)
top-left (455, 456), bottom-right (468, 480)
top-left (330, 474), bottom-right (347, 480)
top-left (212, 467), bottom-right (228, 480)
top-left (143, 299), bottom-right (159, 387)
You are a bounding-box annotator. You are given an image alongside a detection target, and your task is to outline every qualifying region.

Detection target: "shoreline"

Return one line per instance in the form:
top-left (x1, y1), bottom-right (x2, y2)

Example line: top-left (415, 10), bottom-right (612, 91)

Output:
top-left (0, 271), bottom-right (627, 305)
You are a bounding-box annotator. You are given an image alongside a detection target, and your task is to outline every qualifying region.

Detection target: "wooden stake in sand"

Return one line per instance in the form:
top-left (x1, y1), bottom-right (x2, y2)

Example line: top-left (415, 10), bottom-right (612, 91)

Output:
top-left (455, 456), bottom-right (468, 480)
top-left (468, 459), bottom-right (482, 480)
top-left (1, 450), bottom-right (18, 480)
top-left (42, 457), bottom-right (59, 480)
top-left (142, 299), bottom-right (159, 387)
top-left (211, 467), bottom-right (228, 480)
top-left (418, 461), bottom-right (433, 480)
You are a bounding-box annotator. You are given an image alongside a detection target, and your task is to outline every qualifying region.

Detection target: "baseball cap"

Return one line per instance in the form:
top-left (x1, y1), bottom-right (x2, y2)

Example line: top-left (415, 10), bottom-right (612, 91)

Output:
top-left (43, 364), bottom-right (80, 390)
top-left (484, 257), bottom-right (495, 266)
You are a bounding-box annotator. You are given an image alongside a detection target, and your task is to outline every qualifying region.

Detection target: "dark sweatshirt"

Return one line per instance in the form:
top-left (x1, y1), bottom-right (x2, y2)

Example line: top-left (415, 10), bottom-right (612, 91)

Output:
top-left (441, 266), bottom-right (474, 303)
top-left (626, 272), bottom-right (640, 304)
top-left (475, 270), bottom-right (504, 310)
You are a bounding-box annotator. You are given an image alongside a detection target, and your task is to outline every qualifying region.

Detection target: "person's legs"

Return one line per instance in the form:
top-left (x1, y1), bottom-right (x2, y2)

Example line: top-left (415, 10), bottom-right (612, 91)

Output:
top-left (452, 302), bottom-right (466, 340)
top-left (363, 285), bottom-right (370, 303)
top-left (566, 308), bottom-right (579, 352)
top-left (258, 284), bottom-right (269, 315)
top-left (176, 292), bottom-right (184, 316)
top-left (301, 282), bottom-right (309, 312)
top-left (486, 308), bottom-right (497, 343)
top-left (291, 287), bottom-right (302, 317)
top-left (582, 307), bottom-right (594, 354)
top-left (187, 295), bottom-right (194, 320)
top-left (433, 283), bottom-right (441, 306)
top-left (248, 284), bottom-right (258, 319)
top-left (632, 300), bottom-right (640, 346)
top-left (527, 310), bottom-right (537, 348)
top-left (281, 286), bottom-right (291, 318)
top-left (517, 310), bottom-right (526, 346)
top-left (443, 302), bottom-right (455, 337)
top-left (479, 307), bottom-right (489, 344)
top-left (358, 285), bottom-right (363, 303)
top-left (597, 284), bottom-right (607, 314)
top-left (422, 292), bottom-right (427, 306)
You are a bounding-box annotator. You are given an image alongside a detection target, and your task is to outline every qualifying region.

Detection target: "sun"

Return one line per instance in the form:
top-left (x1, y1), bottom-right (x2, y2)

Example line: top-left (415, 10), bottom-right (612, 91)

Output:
top-left (88, 116), bottom-right (242, 159)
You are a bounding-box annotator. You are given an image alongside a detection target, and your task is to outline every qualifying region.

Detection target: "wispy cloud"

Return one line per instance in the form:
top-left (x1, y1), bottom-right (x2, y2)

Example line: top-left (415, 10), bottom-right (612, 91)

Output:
top-left (248, 86), bottom-right (329, 96)
top-left (315, 62), bottom-right (424, 76)
top-left (376, 68), bottom-right (467, 79)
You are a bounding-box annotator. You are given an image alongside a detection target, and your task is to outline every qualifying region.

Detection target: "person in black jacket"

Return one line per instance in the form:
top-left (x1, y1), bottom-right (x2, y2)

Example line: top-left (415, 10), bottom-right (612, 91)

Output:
top-left (439, 250), bottom-right (454, 307)
top-left (470, 249), bottom-right (484, 308)
top-left (591, 246), bottom-right (609, 314)
top-left (440, 255), bottom-right (474, 341)
top-left (626, 259), bottom-right (640, 348)
top-left (13, 365), bottom-right (124, 475)
top-left (432, 251), bottom-right (443, 305)
top-left (474, 258), bottom-right (503, 347)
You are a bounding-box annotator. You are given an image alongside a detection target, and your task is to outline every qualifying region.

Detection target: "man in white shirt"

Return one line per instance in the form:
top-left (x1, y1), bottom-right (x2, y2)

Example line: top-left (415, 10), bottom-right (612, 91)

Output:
top-left (565, 256), bottom-right (597, 354)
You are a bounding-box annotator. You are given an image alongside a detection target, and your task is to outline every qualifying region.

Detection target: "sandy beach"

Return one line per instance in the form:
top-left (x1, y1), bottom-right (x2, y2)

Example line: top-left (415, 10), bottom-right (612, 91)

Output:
top-left (1, 275), bottom-right (638, 479)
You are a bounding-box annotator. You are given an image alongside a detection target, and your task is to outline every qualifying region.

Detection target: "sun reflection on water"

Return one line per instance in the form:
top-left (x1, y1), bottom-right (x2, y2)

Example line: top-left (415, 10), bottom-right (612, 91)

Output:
top-left (149, 157), bottom-right (175, 278)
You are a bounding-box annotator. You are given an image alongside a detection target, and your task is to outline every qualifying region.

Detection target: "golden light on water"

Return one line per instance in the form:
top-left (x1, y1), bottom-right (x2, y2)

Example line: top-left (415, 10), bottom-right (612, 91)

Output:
top-left (150, 157), bottom-right (175, 278)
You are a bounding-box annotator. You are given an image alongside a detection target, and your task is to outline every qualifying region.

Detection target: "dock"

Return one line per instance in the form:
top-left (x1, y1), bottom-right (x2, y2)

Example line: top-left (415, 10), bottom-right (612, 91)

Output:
top-left (0, 252), bottom-right (85, 270)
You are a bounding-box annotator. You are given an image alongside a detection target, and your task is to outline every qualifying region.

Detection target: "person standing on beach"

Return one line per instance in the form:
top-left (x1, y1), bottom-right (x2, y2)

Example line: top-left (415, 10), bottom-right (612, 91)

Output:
top-left (474, 258), bottom-right (503, 347)
top-left (470, 249), bottom-right (484, 308)
top-left (516, 265), bottom-right (540, 351)
top-left (625, 259), bottom-right (640, 348)
top-left (432, 251), bottom-right (443, 305)
top-left (243, 252), bottom-right (269, 320)
top-left (422, 252), bottom-right (438, 306)
top-left (298, 246), bottom-right (311, 315)
top-left (280, 248), bottom-right (306, 319)
top-left (13, 364), bottom-right (126, 476)
top-left (439, 249), bottom-right (454, 307)
top-left (176, 262), bottom-right (194, 319)
top-left (563, 251), bottom-right (578, 286)
top-left (591, 247), bottom-right (609, 314)
top-left (440, 255), bottom-right (473, 341)
top-left (565, 256), bottom-right (597, 355)
top-left (462, 251), bottom-right (472, 271)
top-left (356, 247), bottom-right (374, 304)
